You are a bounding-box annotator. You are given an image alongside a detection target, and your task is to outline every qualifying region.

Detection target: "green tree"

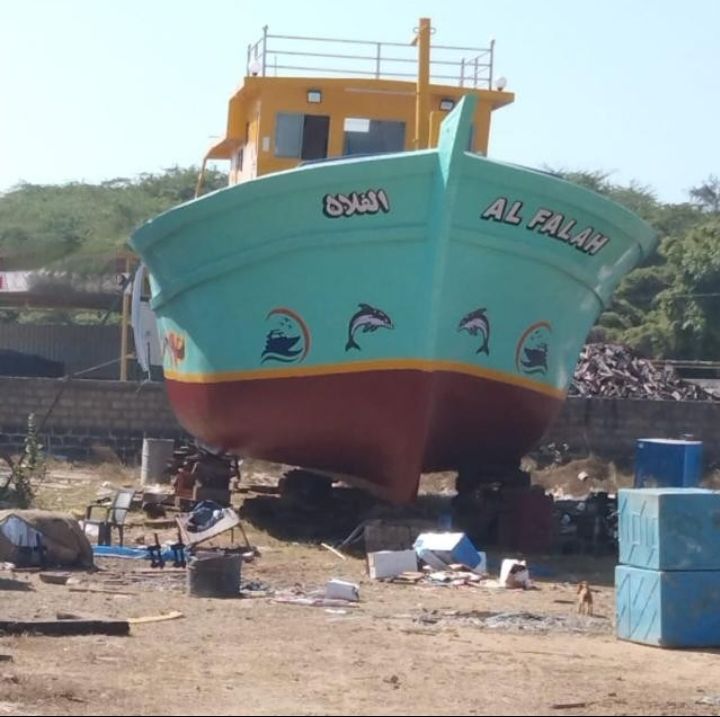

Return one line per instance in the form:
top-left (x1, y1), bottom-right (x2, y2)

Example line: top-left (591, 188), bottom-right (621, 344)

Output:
top-left (689, 175), bottom-right (720, 213)
top-left (0, 166), bottom-right (228, 272)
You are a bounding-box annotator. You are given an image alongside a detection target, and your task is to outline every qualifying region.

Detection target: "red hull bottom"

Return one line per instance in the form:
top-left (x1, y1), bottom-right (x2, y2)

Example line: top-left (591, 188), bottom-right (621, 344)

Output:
top-left (165, 370), bottom-right (564, 503)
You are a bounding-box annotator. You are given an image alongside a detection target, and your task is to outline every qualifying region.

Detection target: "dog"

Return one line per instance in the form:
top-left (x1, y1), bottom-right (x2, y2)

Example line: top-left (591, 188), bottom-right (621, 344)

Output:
top-left (577, 581), bottom-right (593, 616)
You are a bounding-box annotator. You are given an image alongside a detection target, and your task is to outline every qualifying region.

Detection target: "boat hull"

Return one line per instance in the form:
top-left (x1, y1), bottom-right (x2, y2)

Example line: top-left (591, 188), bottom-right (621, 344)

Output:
top-left (132, 97), bottom-right (656, 502)
top-left (165, 365), bottom-right (563, 502)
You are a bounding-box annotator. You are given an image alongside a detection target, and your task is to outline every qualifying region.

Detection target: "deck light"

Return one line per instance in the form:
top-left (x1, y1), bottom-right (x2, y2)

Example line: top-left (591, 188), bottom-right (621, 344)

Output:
top-left (307, 89), bottom-right (322, 103)
top-left (440, 98), bottom-right (455, 111)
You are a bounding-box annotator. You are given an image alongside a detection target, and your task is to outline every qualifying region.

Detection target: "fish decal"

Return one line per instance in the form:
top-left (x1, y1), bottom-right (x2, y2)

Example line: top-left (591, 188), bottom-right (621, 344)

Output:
top-left (457, 308), bottom-right (490, 355)
top-left (345, 303), bottom-right (394, 351)
top-left (261, 308), bottom-right (311, 364)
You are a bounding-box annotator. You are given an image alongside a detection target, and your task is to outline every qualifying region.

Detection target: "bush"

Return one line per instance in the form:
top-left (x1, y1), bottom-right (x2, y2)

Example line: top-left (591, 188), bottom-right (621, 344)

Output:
top-left (0, 413), bottom-right (46, 508)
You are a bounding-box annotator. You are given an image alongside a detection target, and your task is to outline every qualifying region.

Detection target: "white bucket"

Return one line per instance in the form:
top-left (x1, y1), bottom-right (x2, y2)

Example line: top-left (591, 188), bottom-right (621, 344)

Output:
top-left (140, 438), bottom-right (175, 486)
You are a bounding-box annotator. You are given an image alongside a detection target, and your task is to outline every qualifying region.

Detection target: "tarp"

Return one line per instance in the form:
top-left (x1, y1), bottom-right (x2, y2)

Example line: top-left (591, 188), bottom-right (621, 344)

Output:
top-left (93, 545), bottom-right (175, 560)
top-left (0, 510), bottom-right (94, 568)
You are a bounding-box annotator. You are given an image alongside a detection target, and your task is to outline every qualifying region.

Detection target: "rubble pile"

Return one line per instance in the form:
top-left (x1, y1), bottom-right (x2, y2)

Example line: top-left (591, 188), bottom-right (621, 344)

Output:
top-left (166, 444), bottom-right (237, 508)
top-left (570, 343), bottom-right (718, 401)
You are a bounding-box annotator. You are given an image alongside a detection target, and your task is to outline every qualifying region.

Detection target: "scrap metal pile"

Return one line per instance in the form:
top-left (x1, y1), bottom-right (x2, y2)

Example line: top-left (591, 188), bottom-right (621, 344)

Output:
top-left (569, 343), bottom-right (718, 401)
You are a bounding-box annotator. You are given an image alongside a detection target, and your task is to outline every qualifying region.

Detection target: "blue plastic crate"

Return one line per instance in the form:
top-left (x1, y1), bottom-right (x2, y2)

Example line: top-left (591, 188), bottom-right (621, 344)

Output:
top-left (616, 565), bottom-right (720, 648)
top-left (635, 438), bottom-right (703, 488)
top-left (618, 488), bottom-right (720, 571)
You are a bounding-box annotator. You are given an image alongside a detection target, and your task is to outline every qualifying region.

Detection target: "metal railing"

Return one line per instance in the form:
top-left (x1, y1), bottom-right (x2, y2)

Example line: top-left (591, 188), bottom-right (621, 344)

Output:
top-left (246, 26), bottom-right (495, 89)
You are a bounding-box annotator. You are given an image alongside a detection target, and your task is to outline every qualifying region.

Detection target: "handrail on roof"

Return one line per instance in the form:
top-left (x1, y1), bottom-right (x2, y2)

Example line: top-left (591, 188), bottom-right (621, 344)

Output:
top-left (246, 25), bottom-right (496, 89)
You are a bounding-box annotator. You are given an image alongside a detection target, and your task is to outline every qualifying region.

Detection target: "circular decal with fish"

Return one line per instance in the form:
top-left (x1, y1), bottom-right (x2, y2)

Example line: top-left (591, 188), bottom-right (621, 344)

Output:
top-left (261, 308), bottom-right (311, 364)
top-left (345, 303), bottom-right (394, 351)
top-left (458, 307), bottom-right (490, 355)
top-left (515, 321), bottom-right (552, 376)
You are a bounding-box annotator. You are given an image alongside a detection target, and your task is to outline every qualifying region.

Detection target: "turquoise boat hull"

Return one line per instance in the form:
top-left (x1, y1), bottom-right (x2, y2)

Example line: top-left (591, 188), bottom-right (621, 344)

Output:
top-left (131, 97), bottom-right (656, 502)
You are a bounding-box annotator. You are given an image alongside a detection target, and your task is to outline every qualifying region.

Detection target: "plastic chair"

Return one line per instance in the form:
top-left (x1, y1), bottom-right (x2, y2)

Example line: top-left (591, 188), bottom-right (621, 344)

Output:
top-left (84, 488), bottom-right (135, 546)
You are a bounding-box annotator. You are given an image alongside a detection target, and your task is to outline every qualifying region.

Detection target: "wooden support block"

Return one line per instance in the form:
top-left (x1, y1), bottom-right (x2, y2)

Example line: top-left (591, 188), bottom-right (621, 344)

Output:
top-left (0, 618), bottom-right (130, 637)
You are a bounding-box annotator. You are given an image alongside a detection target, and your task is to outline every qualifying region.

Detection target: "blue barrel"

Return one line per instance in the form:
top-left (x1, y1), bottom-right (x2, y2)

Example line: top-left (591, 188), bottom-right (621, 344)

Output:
top-left (634, 438), bottom-right (703, 488)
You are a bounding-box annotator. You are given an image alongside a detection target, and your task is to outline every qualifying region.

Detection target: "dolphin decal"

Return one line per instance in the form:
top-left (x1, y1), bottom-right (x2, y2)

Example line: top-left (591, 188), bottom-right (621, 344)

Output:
top-left (457, 308), bottom-right (490, 355)
top-left (345, 303), bottom-right (394, 351)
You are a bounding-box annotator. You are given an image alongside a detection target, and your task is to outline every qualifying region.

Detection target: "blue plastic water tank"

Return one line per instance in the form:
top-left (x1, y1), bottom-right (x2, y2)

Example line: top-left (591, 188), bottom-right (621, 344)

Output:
top-left (616, 565), bottom-right (720, 647)
top-left (634, 438), bottom-right (703, 488)
top-left (618, 488), bottom-right (720, 571)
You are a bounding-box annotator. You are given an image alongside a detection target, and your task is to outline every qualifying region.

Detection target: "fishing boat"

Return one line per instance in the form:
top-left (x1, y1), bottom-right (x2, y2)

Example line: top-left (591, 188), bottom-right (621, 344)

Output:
top-left (131, 19), bottom-right (656, 503)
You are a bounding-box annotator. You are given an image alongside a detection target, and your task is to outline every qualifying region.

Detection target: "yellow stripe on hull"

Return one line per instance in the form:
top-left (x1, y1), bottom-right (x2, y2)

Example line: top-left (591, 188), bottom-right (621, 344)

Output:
top-left (163, 358), bottom-right (566, 400)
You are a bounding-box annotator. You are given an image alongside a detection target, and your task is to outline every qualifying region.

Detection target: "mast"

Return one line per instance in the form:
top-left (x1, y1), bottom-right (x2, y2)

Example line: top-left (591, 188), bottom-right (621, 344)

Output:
top-left (412, 17), bottom-right (432, 150)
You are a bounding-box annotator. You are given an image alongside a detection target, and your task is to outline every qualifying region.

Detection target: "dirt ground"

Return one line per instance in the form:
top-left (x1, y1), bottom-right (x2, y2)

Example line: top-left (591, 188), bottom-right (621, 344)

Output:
top-left (1, 461), bottom-right (719, 717)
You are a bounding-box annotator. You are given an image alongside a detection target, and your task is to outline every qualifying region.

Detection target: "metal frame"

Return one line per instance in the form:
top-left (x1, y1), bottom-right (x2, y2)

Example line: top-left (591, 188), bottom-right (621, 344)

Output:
top-left (246, 26), bottom-right (495, 89)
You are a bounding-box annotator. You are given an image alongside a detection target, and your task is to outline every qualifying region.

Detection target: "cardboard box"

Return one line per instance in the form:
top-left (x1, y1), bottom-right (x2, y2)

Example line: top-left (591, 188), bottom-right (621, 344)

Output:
top-left (413, 532), bottom-right (486, 573)
top-left (325, 579), bottom-right (359, 602)
top-left (367, 550), bottom-right (418, 579)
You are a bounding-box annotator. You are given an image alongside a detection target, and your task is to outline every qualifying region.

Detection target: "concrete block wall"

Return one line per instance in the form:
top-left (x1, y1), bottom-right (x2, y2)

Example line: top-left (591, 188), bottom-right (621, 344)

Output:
top-left (541, 397), bottom-right (720, 466)
top-left (0, 377), bottom-right (185, 461)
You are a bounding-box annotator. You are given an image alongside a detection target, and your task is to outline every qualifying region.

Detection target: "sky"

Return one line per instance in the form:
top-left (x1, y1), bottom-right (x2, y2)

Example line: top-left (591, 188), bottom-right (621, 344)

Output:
top-left (0, 0), bottom-right (718, 203)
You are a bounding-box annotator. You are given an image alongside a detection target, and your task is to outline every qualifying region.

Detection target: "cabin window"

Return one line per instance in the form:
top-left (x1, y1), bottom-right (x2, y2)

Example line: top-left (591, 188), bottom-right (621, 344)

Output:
top-left (231, 147), bottom-right (244, 173)
top-left (275, 113), bottom-right (330, 160)
top-left (343, 118), bottom-right (406, 156)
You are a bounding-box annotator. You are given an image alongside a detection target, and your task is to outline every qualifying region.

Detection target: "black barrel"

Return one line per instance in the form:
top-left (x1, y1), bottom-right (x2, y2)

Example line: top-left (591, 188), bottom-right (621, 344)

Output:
top-left (186, 551), bottom-right (241, 598)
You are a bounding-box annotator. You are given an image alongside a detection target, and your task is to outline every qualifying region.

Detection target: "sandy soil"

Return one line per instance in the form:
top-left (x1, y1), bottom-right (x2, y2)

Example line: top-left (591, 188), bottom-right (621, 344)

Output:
top-left (0, 462), bottom-right (718, 717)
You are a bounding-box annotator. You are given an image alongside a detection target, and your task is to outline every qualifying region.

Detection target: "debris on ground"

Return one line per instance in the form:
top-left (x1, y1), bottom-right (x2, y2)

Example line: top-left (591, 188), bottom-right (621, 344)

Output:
top-left (696, 696), bottom-right (720, 707)
top-left (126, 611), bottom-right (184, 625)
top-left (409, 609), bottom-right (608, 634)
top-left (177, 502), bottom-right (241, 548)
top-left (141, 486), bottom-right (173, 519)
top-left (553, 492), bottom-right (618, 556)
top-left (239, 580), bottom-right (273, 598)
top-left (413, 532), bottom-right (486, 574)
top-left (0, 617), bottom-right (130, 637)
top-left (499, 559), bottom-right (533, 589)
top-left (570, 343), bottom-right (718, 400)
top-left (325, 578), bottom-right (359, 602)
top-left (320, 542), bottom-right (348, 560)
top-left (361, 518), bottom-right (438, 553)
top-left (68, 585), bottom-right (138, 596)
top-left (0, 510), bottom-right (94, 568)
top-left (384, 571), bottom-right (426, 584)
top-left (38, 572), bottom-right (72, 585)
top-left (167, 444), bottom-right (237, 508)
top-left (0, 576), bottom-right (33, 592)
top-left (273, 594), bottom-right (360, 609)
top-left (382, 563), bottom-right (495, 588)
top-left (367, 549), bottom-right (418, 579)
